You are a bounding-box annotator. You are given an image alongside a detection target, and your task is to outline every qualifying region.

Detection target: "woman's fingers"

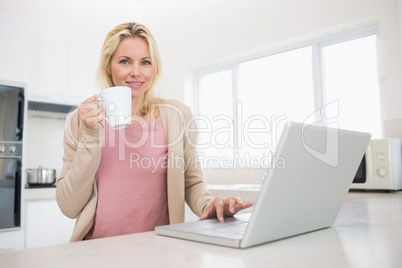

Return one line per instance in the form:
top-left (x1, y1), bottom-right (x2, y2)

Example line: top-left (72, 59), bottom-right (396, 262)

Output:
top-left (199, 197), bottom-right (253, 222)
top-left (78, 95), bottom-right (104, 130)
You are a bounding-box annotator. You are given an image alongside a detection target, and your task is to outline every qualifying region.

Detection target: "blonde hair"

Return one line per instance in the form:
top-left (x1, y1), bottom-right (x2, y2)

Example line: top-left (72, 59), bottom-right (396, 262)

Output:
top-left (97, 22), bottom-right (163, 119)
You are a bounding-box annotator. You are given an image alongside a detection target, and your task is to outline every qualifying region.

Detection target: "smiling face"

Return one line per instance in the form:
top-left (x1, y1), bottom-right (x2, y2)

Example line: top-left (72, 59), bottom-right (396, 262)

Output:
top-left (110, 37), bottom-right (156, 102)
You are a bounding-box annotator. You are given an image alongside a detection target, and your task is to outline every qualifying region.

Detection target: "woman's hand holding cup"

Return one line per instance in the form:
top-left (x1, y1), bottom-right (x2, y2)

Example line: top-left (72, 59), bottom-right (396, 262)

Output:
top-left (78, 94), bottom-right (105, 130)
top-left (78, 86), bottom-right (132, 130)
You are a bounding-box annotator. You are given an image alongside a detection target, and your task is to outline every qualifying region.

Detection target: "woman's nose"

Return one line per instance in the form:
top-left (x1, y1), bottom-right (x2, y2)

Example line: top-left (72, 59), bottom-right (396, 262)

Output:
top-left (129, 64), bottom-right (141, 77)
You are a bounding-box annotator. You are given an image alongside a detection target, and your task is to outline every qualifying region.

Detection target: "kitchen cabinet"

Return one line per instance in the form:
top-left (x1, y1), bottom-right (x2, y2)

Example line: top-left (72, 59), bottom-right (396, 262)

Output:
top-left (29, 34), bottom-right (69, 98)
top-left (25, 198), bottom-right (75, 249)
top-left (1, 12), bottom-right (99, 103)
top-left (29, 34), bottom-right (100, 102)
top-left (0, 12), bottom-right (31, 83)
top-left (0, 231), bottom-right (24, 253)
top-left (66, 39), bottom-right (100, 100)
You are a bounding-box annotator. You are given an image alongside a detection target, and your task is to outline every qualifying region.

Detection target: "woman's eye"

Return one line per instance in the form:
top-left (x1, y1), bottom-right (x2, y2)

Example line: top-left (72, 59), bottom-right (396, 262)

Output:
top-left (142, 60), bottom-right (151, 65)
top-left (120, 59), bottom-right (129, 64)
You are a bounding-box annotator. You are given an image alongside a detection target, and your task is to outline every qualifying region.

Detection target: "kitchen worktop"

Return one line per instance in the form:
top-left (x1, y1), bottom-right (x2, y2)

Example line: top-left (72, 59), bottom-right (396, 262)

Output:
top-left (1, 191), bottom-right (402, 267)
top-left (24, 186), bottom-right (56, 201)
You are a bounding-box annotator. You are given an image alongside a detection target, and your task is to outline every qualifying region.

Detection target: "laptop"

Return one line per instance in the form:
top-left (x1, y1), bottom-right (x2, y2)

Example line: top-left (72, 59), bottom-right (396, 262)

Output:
top-left (155, 122), bottom-right (371, 248)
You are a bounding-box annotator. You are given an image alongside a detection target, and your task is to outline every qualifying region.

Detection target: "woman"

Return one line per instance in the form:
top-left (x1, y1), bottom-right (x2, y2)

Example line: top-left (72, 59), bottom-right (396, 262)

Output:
top-left (56, 22), bottom-right (252, 242)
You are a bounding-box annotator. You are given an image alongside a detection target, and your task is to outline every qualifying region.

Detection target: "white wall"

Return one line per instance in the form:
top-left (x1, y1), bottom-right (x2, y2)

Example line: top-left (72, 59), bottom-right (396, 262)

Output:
top-left (24, 117), bottom-right (65, 175)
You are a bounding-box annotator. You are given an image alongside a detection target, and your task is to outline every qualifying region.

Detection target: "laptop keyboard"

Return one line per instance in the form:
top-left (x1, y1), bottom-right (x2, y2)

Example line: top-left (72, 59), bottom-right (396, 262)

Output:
top-left (205, 222), bottom-right (248, 235)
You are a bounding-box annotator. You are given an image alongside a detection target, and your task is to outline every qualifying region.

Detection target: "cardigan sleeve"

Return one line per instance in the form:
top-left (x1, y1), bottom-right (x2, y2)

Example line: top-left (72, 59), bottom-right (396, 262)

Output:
top-left (55, 110), bottom-right (104, 219)
top-left (181, 103), bottom-right (214, 216)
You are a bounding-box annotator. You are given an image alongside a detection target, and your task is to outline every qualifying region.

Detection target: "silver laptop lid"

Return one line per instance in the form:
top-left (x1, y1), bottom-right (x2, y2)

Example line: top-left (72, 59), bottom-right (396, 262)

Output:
top-left (241, 122), bottom-right (370, 248)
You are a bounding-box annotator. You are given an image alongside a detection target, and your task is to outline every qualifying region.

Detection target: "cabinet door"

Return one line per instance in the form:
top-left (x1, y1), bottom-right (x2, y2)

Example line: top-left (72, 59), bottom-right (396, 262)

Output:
top-left (67, 39), bottom-right (100, 99)
top-left (0, 12), bottom-right (30, 83)
top-left (0, 231), bottom-right (24, 252)
top-left (29, 34), bottom-right (69, 97)
top-left (25, 200), bottom-right (75, 249)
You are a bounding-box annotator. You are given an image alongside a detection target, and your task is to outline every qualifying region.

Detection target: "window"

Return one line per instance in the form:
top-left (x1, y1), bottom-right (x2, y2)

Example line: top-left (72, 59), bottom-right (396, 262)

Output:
top-left (322, 35), bottom-right (382, 137)
top-left (198, 70), bottom-right (233, 158)
top-left (238, 46), bottom-right (314, 158)
top-left (197, 27), bottom-right (381, 167)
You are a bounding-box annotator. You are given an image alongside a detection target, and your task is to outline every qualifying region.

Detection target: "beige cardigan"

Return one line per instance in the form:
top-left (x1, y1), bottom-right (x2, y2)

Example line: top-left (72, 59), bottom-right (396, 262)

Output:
top-left (56, 99), bottom-right (214, 242)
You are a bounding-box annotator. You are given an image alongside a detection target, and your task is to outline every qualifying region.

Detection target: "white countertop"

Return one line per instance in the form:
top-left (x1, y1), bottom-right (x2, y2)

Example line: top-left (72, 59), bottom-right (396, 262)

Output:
top-left (24, 187), bottom-right (56, 201)
top-left (1, 191), bottom-right (402, 267)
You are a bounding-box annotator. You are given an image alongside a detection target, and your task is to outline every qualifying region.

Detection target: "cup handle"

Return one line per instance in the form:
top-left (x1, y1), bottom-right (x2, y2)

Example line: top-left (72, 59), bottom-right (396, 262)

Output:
top-left (96, 97), bottom-right (108, 126)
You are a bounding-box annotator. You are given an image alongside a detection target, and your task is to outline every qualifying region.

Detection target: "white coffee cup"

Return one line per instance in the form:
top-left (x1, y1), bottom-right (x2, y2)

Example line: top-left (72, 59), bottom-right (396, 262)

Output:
top-left (98, 86), bottom-right (132, 129)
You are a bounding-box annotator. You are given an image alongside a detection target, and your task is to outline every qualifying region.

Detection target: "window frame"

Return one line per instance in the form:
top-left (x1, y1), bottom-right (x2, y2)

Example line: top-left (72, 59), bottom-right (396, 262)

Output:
top-left (195, 25), bottom-right (382, 160)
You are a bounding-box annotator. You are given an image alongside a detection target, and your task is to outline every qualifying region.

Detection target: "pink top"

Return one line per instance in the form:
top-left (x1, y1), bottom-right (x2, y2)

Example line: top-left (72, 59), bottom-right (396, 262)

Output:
top-left (84, 116), bottom-right (169, 240)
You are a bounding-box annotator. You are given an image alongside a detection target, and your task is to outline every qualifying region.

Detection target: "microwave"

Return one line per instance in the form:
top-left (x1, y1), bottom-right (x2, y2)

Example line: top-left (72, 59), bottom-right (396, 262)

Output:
top-left (351, 138), bottom-right (402, 191)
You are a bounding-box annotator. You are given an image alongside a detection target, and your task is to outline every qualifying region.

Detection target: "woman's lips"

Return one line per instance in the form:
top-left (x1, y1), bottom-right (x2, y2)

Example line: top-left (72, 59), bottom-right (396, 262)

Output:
top-left (126, 81), bottom-right (144, 88)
